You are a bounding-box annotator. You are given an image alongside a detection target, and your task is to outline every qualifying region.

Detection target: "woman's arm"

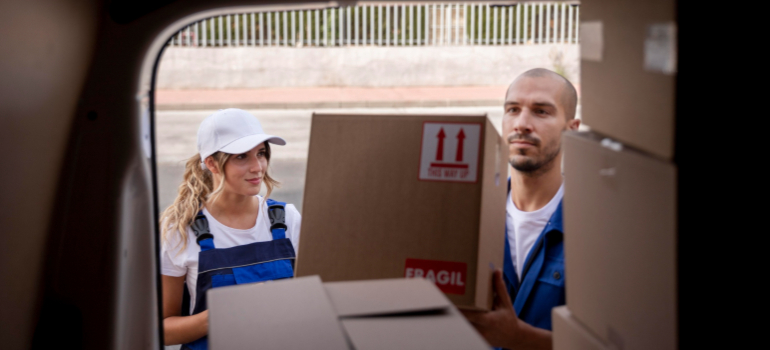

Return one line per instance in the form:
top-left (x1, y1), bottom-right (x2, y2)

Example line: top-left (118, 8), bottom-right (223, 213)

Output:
top-left (161, 274), bottom-right (209, 345)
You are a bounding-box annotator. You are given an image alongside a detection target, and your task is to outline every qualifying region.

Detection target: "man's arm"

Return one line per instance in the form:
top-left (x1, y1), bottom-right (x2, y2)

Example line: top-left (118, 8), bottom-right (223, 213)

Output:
top-left (461, 270), bottom-right (552, 350)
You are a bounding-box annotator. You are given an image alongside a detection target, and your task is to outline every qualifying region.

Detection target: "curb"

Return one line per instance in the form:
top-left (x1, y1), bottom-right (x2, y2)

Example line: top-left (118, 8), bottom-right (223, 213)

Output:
top-left (155, 99), bottom-right (504, 111)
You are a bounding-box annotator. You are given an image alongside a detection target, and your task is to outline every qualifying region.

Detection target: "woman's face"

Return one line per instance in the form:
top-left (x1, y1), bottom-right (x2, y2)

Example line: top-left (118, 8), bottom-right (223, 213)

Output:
top-left (212, 143), bottom-right (269, 197)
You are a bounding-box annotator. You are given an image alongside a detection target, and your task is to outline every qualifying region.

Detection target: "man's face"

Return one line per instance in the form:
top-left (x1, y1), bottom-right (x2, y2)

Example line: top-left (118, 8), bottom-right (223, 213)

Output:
top-left (503, 76), bottom-right (577, 174)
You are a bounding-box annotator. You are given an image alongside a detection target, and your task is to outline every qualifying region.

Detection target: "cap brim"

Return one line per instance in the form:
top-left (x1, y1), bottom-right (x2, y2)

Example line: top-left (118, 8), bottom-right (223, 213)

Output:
top-left (218, 134), bottom-right (286, 154)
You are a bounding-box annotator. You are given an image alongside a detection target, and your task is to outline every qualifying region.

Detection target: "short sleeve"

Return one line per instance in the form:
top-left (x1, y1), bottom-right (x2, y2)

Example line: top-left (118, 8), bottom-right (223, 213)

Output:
top-left (285, 204), bottom-right (302, 255)
top-left (160, 236), bottom-right (188, 277)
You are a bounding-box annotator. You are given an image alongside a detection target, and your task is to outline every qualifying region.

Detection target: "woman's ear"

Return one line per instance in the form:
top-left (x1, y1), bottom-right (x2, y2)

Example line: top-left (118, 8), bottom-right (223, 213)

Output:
top-left (204, 156), bottom-right (219, 174)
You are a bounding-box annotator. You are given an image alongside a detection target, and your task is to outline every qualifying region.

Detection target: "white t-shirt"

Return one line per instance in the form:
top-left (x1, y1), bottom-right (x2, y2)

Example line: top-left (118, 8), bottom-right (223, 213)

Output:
top-left (506, 184), bottom-right (564, 281)
top-left (160, 196), bottom-right (301, 314)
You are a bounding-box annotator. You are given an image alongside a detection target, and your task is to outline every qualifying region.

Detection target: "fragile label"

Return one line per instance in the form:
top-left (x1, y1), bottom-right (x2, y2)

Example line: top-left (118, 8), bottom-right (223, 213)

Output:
top-left (419, 122), bottom-right (482, 183)
top-left (404, 258), bottom-right (467, 295)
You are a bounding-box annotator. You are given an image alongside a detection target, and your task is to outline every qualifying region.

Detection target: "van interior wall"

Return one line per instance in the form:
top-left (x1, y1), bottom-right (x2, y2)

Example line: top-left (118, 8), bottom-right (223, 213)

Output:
top-left (157, 45), bottom-right (580, 89)
top-left (0, 1), bottom-right (99, 350)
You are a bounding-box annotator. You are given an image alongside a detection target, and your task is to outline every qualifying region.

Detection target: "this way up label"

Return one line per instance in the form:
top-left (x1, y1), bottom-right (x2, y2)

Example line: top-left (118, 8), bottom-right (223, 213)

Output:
top-left (419, 122), bottom-right (481, 183)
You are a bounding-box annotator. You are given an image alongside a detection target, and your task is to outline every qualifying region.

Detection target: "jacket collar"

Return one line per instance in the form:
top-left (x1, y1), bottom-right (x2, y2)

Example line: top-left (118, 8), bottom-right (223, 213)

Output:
top-left (513, 201), bottom-right (564, 314)
top-left (505, 178), bottom-right (566, 314)
top-left (544, 201), bottom-right (564, 234)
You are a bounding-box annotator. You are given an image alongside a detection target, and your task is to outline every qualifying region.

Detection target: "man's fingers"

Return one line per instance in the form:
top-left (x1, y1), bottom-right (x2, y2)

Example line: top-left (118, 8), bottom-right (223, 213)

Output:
top-left (493, 269), bottom-right (514, 310)
top-left (460, 309), bottom-right (485, 324)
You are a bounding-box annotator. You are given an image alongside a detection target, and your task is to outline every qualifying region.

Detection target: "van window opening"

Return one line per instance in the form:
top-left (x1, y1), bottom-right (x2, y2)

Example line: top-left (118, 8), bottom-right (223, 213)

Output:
top-left (152, 2), bottom-right (580, 349)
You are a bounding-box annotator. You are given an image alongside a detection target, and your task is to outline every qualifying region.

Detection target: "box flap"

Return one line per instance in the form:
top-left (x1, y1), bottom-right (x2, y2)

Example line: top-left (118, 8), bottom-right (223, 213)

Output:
top-left (340, 306), bottom-right (490, 350)
top-left (208, 275), bottom-right (349, 350)
top-left (324, 278), bottom-right (449, 317)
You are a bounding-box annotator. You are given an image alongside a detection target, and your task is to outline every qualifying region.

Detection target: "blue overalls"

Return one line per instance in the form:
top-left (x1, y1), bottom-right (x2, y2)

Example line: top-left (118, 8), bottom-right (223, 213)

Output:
top-left (182, 199), bottom-right (296, 350)
top-left (502, 179), bottom-right (566, 331)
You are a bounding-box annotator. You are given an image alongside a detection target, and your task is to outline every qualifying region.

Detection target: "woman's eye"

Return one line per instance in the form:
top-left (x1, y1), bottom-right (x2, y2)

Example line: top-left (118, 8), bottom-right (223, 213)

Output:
top-left (257, 152), bottom-right (266, 158)
top-left (236, 154), bottom-right (246, 159)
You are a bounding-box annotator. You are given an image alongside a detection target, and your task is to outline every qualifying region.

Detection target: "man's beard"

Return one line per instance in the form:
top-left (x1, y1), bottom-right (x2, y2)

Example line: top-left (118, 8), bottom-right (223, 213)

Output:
top-left (508, 134), bottom-right (561, 175)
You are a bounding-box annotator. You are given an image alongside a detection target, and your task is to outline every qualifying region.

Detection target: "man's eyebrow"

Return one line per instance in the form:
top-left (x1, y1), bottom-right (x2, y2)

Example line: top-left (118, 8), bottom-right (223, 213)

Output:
top-left (504, 101), bottom-right (520, 105)
top-left (532, 102), bottom-right (557, 108)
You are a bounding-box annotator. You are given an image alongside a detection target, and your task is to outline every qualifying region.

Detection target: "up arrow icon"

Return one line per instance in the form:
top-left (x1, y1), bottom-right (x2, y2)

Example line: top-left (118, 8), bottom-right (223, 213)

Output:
top-left (436, 128), bottom-right (446, 161)
top-left (455, 128), bottom-right (465, 162)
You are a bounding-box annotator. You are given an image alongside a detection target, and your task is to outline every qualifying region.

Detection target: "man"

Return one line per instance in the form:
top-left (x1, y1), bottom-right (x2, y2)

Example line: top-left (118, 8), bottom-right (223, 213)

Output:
top-left (463, 68), bottom-right (580, 349)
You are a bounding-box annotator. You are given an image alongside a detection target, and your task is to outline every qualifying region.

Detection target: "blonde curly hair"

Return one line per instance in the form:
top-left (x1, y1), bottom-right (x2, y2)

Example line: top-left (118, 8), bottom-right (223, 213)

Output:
top-left (160, 143), bottom-right (280, 253)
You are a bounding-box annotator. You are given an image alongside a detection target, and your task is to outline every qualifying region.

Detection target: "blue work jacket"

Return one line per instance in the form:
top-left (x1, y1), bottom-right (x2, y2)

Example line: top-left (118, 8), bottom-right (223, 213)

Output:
top-left (502, 182), bottom-right (566, 331)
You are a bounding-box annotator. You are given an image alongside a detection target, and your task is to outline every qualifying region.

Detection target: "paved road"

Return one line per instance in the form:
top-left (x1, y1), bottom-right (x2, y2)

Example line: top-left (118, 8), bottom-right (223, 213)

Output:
top-left (156, 106), bottom-right (505, 213)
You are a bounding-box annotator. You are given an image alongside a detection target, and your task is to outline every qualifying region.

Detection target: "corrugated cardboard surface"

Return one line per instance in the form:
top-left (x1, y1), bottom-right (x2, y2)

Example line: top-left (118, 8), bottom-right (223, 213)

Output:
top-left (207, 276), bottom-right (348, 350)
top-left (473, 120), bottom-right (507, 309)
top-left (552, 306), bottom-right (607, 350)
top-left (581, 0), bottom-right (676, 159)
top-left (326, 278), bottom-right (490, 350)
top-left (563, 132), bottom-right (676, 350)
top-left (324, 278), bottom-right (449, 317)
top-left (208, 276), bottom-right (490, 350)
top-left (297, 114), bottom-right (507, 309)
top-left (340, 307), bottom-right (489, 350)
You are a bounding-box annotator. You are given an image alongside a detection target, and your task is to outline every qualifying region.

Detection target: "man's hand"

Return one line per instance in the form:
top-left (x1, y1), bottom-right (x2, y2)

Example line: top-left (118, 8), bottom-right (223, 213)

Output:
top-left (461, 269), bottom-right (552, 349)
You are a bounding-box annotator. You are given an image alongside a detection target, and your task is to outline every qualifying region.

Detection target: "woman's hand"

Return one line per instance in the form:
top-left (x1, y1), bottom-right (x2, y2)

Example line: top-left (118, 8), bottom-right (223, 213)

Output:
top-left (161, 274), bottom-right (209, 345)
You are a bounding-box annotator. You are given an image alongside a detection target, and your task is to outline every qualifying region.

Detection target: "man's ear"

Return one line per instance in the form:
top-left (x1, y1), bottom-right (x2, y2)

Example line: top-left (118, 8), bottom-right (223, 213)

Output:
top-left (204, 156), bottom-right (219, 174)
top-left (567, 118), bottom-right (581, 131)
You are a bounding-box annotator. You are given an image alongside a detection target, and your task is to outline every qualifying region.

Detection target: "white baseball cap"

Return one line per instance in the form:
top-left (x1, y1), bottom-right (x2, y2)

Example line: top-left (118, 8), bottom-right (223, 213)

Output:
top-left (197, 108), bottom-right (286, 163)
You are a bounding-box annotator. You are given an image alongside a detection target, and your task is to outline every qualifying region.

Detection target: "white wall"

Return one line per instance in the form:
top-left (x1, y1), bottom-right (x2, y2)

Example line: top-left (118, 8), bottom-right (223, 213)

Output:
top-left (157, 44), bottom-right (579, 89)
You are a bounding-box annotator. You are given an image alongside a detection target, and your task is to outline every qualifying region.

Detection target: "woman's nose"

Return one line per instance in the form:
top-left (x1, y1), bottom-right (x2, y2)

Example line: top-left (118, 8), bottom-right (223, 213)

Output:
top-left (249, 157), bottom-right (263, 173)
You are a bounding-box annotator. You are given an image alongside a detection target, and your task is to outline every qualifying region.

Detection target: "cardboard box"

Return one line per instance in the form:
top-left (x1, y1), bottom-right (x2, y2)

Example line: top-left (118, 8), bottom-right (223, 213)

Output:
top-left (208, 276), bottom-right (490, 350)
top-left (296, 113), bottom-right (508, 310)
top-left (208, 276), bottom-right (349, 350)
top-left (580, 0), bottom-right (677, 159)
top-left (563, 132), bottom-right (677, 350)
top-left (326, 278), bottom-right (490, 350)
top-left (552, 306), bottom-right (607, 350)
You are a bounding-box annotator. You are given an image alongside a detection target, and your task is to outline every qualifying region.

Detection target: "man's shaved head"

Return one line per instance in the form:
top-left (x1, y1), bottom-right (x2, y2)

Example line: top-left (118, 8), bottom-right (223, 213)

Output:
top-left (503, 68), bottom-right (581, 176)
top-left (507, 68), bottom-right (578, 120)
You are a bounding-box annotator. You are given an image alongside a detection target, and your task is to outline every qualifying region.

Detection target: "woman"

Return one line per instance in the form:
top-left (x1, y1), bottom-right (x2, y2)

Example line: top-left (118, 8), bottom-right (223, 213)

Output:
top-left (159, 109), bottom-right (301, 349)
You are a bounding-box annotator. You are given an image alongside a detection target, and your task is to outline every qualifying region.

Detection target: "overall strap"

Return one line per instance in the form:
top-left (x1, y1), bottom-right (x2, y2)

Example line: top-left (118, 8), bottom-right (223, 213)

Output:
top-left (190, 211), bottom-right (215, 251)
top-left (266, 198), bottom-right (287, 240)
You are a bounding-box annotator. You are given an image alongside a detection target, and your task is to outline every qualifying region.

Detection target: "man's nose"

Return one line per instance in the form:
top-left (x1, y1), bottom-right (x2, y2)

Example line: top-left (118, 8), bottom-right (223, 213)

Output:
top-left (513, 110), bottom-right (534, 134)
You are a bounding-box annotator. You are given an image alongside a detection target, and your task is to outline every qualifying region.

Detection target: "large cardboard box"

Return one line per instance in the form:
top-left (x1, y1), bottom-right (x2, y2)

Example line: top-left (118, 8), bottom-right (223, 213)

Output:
top-left (296, 113), bottom-right (508, 310)
top-left (552, 306), bottom-right (607, 350)
top-left (208, 276), bottom-right (490, 350)
top-left (563, 132), bottom-right (677, 350)
top-left (580, 0), bottom-right (677, 159)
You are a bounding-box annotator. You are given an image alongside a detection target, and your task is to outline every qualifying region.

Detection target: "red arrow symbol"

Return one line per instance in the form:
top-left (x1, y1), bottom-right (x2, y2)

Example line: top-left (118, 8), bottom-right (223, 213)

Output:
top-left (436, 128), bottom-right (446, 161)
top-left (456, 128), bottom-right (466, 162)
